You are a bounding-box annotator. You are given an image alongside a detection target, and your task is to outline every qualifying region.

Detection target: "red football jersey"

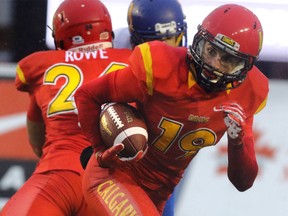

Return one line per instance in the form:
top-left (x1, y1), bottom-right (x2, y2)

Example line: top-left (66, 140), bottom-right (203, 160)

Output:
top-left (15, 48), bottom-right (132, 173)
top-left (75, 41), bottom-right (269, 197)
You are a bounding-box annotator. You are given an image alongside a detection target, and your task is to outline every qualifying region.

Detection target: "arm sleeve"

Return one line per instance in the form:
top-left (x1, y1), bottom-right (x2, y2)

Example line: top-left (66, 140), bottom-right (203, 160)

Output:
top-left (227, 116), bottom-right (258, 191)
top-left (74, 67), bottom-right (146, 148)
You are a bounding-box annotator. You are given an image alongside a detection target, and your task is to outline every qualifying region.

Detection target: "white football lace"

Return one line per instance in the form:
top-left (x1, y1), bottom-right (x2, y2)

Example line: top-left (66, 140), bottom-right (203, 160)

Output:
top-left (107, 106), bottom-right (124, 129)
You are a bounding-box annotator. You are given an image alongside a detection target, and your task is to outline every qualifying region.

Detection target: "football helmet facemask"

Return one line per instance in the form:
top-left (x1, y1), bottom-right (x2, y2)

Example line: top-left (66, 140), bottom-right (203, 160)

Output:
top-left (187, 4), bottom-right (263, 91)
top-left (52, 0), bottom-right (113, 51)
top-left (127, 0), bottom-right (187, 47)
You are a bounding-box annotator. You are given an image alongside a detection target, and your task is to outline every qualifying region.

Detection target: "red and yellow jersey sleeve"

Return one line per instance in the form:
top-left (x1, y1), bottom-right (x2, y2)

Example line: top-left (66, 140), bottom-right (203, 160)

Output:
top-left (129, 41), bottom-right (188, 96)
top-left (15, 51), bottom-right (59, 92)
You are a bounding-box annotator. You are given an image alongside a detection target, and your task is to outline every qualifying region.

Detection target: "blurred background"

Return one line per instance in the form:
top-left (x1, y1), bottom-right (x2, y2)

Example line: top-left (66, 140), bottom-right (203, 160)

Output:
top-left (0, 0), bottom-right (287, 215)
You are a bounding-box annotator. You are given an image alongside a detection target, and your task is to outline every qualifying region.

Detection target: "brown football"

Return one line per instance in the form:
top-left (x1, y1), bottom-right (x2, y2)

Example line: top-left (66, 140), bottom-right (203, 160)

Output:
top-left (99, 103), bottom-right (148, 161)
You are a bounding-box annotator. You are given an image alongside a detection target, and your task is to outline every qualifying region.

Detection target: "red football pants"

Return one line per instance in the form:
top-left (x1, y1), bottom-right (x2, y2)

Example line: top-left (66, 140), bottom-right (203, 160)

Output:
top-left (1, 170), bottom-right (93, 216)
top-left (82, 155), bottom-right (161, 216)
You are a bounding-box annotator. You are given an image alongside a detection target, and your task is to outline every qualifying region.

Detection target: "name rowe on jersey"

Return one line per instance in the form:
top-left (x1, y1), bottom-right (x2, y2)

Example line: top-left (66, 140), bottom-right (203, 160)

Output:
top-left (65, 50), bottom-right (109, 62)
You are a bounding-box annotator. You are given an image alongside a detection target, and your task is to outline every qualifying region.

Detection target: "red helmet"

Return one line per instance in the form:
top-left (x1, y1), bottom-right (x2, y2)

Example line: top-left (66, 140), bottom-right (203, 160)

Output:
top-left (201, 4), bottom-right (263, 58)
top-left (52, 0), bottom-right (113, 51)
top-left (188, 4), bottom-right (264, 91)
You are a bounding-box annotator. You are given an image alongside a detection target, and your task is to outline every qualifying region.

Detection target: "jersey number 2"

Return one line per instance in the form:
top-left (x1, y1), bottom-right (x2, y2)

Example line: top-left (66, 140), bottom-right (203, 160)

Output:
top-left (44, 63), bottom-right (126, 117)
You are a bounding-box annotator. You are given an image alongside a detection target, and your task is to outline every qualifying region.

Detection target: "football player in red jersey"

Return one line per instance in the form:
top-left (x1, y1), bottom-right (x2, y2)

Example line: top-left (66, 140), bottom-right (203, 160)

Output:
top-left (75, 4), bottom-right (269, 216)
top-left (1, 0), bottom-right (131, 215)
top-left (80, 1), bottom-right (187, 215)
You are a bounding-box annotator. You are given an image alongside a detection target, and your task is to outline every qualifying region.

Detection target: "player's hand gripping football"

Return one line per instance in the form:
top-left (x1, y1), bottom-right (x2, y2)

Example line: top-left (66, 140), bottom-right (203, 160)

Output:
top-left (96, 143), bottom-right (124, 168)
top-left (96, 143), bottom-right (145, 168)
top-left (214, 102), bottom-right (246, 145)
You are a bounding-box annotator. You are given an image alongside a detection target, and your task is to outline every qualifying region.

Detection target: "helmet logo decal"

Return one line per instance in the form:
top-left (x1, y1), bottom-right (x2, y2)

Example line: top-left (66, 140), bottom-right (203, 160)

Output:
top-left (155, 21), bottom-right (177, 34)
top-left (72, 36), bottom-right (85, 45)
top-left (100, 32), bottom-right (109, 40)
top-left (215, 34), bottom-right (240, 51)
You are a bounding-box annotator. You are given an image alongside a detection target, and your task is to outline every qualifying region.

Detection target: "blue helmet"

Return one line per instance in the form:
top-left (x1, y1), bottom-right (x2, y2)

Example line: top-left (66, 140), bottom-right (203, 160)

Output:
top-left (127, 0), bottom-right (187, 47)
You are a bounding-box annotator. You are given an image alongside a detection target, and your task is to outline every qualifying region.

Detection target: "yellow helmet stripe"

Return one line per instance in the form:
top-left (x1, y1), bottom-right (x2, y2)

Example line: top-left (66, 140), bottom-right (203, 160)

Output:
top-left (16, 64), bottom-right (27, 84)
top-left (127, 2), bottom-right (135, 32)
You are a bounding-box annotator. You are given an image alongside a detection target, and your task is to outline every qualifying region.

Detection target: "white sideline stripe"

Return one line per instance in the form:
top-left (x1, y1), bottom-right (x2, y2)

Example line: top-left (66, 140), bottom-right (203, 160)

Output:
top-left (0, 62), bottom-right (16, 78)
top-left (0, 112), bottom-right (26, 135)
top-left (114, 127), bottom-right (148, 145)
top-left (0, 198), bottom-right (8, 210)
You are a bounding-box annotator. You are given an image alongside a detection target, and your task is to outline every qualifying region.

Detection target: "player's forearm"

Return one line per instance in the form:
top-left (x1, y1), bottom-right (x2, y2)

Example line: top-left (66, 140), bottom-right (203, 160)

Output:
top-left (27, 119), bottom-right (45, 158)
top-left (227, 135), bottom-right (258, 191)
top-left (75, 80), bottom-right (103, 147)
top-left (31, 146), bottom-right (43, 158)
